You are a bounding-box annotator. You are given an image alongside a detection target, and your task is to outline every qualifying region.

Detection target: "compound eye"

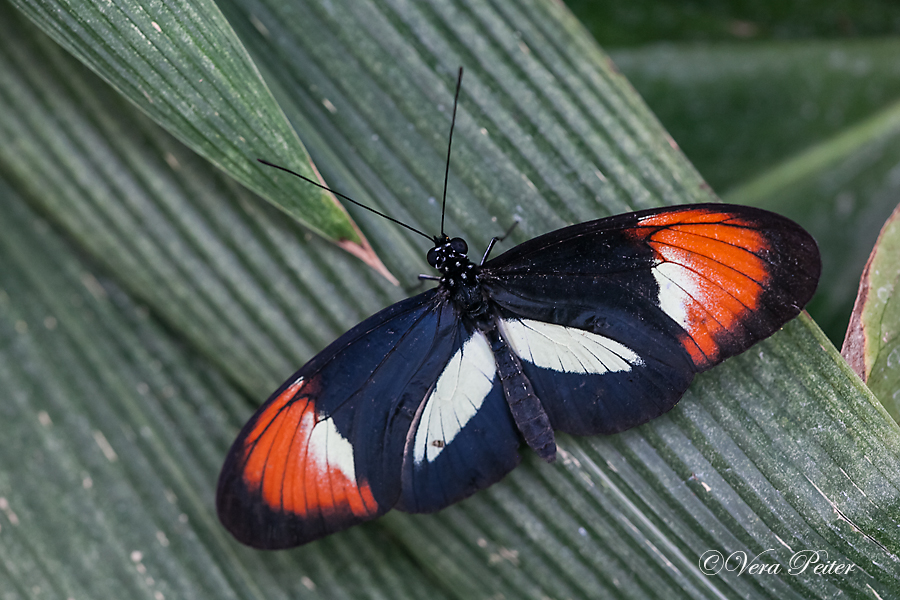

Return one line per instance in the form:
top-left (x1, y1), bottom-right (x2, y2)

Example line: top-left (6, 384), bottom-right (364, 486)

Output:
top-left (426, 246), bottom-right (439, 267)
top-left (450, 237), bottom-right (468, 255)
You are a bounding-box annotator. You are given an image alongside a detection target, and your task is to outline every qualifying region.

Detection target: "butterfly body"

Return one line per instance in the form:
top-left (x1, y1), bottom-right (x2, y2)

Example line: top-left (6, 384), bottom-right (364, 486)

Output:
top-left (217, 202), bottom-right (820, 549)
top-left (427, 234), bottom-right (557, 462)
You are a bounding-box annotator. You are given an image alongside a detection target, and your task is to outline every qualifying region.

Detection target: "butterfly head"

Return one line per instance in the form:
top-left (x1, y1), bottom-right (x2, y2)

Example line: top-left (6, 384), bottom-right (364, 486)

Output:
top-left (427, 235), bottom-right (477, 290)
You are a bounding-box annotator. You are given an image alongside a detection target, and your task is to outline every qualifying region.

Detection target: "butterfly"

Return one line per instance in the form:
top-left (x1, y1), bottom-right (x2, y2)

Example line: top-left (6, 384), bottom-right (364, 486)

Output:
top-left (216, 70), bottom-right (821, 549)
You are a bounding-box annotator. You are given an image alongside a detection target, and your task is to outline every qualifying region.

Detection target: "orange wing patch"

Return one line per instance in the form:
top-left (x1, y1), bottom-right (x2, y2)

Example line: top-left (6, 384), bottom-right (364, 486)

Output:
top-left (629, 209), bottom-right (774, 366)
top-left (241, 378), bottom-right (378, 519)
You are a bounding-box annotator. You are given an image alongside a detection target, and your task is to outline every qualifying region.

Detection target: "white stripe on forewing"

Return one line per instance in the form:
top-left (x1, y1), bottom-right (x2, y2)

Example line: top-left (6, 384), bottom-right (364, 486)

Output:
top-left (500, 318), bottom-right (643, 373)
top-left (308, 414), bottom-right (357, 482)
top-left (413, 332), bottom-right (496, 464)
top-left (651, 262), bottom-right (703, 330)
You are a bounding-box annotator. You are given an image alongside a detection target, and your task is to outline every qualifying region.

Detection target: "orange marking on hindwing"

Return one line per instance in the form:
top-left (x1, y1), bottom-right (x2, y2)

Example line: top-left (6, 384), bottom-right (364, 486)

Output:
top-left (628, 209), bottom-right (774, 364)
top-left (241, 379), bottom-right (378, 519)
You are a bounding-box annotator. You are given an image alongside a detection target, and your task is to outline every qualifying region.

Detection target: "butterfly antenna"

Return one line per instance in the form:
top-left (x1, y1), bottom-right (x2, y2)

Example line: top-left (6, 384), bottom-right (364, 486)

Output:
top-left (440, 67), bottom-right (464, 237)
top-left (257, 159), bottom-right (432, 241)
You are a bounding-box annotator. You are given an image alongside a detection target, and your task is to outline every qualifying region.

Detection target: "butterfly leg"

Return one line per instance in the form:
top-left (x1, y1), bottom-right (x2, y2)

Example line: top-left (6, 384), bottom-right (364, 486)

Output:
top-left (480, 218), bottom-right (521, 266)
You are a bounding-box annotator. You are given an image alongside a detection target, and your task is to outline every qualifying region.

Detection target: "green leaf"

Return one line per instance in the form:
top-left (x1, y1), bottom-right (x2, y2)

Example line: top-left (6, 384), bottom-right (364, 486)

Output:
top-left (843, 203), bottom-right (900, 420)
top-left (9, 0), bottom-right (367, 248)
top-left (3, 0), bottom-right (900, 598)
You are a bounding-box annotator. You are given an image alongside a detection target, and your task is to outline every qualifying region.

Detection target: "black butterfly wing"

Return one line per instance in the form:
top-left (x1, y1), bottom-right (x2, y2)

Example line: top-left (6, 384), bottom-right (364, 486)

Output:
top-left (481, 203), bottom-right (820, 435)
top-left (216, 289), bottom-right (521, 548)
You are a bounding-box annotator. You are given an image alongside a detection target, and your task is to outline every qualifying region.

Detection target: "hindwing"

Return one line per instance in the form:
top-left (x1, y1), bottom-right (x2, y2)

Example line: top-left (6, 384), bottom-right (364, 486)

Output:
top-left (399, 325), bottom-right (520, 513)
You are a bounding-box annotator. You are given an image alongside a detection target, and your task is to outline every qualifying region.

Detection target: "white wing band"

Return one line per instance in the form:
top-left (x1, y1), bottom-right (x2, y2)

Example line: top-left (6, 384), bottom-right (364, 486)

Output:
top-left (500, 318), bottom-right (643, 374)
top-left (413, 332), bottom-right (496, 464)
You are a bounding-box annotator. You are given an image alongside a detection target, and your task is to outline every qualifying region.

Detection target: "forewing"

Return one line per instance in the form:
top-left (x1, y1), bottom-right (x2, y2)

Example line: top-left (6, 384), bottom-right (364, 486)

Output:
top-left (216, 290), bottom-right (461, 549)
top-left (482, 203), bottom-right (820, 435)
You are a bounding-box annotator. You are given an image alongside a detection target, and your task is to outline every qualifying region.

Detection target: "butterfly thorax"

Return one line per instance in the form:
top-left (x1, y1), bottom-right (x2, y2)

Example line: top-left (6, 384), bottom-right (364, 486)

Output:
top-left (427, 235), bottom-right (485, 314)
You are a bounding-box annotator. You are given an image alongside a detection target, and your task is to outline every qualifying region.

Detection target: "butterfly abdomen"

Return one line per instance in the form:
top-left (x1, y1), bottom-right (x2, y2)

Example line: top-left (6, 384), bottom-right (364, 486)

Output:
top-left (482, 323), bottom-right (557, 462)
